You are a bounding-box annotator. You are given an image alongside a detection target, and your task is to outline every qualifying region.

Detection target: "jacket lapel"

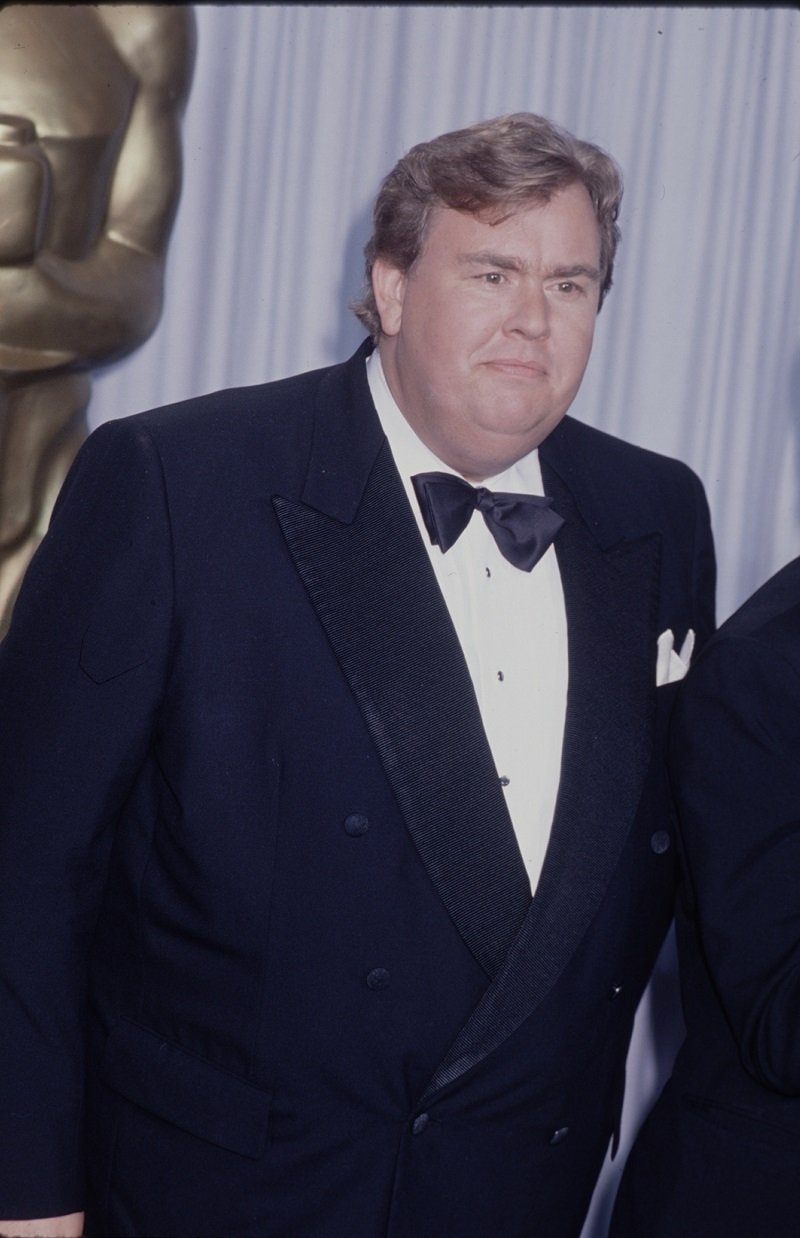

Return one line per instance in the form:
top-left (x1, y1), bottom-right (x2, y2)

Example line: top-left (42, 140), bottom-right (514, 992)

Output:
top-left (420, 422), bottom-right (661, 1101)
top-left (275, 363), bottom-right (662, 1097)
top-left (272, 349), bottom-right (531, 979)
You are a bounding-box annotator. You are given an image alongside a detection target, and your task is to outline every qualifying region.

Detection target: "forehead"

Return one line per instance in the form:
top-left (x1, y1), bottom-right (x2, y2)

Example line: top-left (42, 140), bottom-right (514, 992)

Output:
top-left (422, 183), bottom-right (601, 262)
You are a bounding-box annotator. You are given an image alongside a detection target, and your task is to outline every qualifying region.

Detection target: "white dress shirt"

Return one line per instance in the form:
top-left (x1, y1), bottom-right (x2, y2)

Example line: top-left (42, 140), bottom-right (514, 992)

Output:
top-left (367, 349), bottom-right (568, 895)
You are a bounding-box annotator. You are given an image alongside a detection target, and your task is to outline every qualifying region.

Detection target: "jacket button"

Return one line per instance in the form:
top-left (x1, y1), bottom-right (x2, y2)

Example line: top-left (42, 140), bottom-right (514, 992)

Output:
top-left (549, 1126), bottom-right (570, 1145)
top-left (650, 830), bottom-right (671, 854)
top-left (366, 967), bottom-right (390, 990)
top-left (412, 1113), bottom-right (429, 1136)
top-left (609, 984), bottom-right (624, 1000)
top-left (344, 813), bottom-right (369, 836)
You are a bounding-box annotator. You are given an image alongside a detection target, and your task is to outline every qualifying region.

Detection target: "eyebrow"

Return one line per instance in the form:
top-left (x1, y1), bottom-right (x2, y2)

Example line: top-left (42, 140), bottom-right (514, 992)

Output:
top-left (457, 251), bottom-right (525, 272)
top-left (457, 251), bottom-right (601, 282)
top-left (548, 263), bottom-right (602, 283)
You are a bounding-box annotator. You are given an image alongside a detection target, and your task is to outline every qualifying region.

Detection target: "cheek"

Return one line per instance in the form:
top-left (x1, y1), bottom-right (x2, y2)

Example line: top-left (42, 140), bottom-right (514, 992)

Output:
top-left (402, 289), bottom-right (500, 380)
top-left (560, 320), bottom-right (596, 373)
top-left (457, 311), bottom-right (505, 367)
top-left (421, 313), bottom-right (476, 378)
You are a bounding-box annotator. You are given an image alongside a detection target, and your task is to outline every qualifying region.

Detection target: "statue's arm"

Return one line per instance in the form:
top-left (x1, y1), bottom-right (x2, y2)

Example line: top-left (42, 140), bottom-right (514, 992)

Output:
top-left (0, 5), bottom-right (196, 367)
top-left (96, 4), bottom-right (197, 258)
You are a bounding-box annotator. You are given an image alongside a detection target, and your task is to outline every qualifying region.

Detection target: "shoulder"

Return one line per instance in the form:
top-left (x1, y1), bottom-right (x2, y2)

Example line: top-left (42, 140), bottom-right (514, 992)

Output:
top-left (83, 359), bottom-right (347, 493)
top-left (96, 5), bottom-right (196, 98)
top-left (544, 416), bottom-right (716, 637)
top-left (543, 415), bottom-right (709, 545)
top-left (97, 361), bottom-right (334, 443)
top-left (699, 558), bottom-right (800, 674)
top-left (674, 559), bottom-right (800, 745)
top-left (555, 416), bottom-right (703, 491)
top-left (719, 558), bottom-right (800, 643)
top-left (673, 620), bottom-right (800, 767)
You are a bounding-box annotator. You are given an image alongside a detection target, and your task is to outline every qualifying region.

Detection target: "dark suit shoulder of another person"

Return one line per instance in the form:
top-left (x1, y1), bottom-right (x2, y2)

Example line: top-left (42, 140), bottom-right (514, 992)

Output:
top-left (610, 555), bottom-right (800, 1238)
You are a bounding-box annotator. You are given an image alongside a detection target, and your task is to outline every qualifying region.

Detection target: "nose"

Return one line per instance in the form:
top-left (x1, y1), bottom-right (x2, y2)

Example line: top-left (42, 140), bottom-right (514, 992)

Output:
top-left (504, 282), bottom-right (549, 340)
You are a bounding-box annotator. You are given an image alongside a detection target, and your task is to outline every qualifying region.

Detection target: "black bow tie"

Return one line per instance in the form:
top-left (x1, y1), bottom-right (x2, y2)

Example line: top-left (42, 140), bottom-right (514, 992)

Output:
top-left (411, 471), bottom-right (564, 572)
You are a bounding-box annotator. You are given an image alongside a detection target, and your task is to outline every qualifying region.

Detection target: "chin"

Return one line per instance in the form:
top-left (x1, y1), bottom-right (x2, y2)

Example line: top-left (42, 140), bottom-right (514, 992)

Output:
top-left (477, 413), bottom-right (555, 445)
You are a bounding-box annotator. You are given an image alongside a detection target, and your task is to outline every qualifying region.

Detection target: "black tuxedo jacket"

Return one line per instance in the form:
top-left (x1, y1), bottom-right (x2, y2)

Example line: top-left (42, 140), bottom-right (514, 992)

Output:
top-left (611, 556), bottom-right (800, 1238)
top-left (0, 343), bottom-right (714, 1237)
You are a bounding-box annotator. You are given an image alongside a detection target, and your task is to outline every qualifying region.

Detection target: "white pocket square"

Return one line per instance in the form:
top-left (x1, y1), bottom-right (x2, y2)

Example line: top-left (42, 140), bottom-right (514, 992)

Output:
top-left (656, 628), bottom-right (694, 686)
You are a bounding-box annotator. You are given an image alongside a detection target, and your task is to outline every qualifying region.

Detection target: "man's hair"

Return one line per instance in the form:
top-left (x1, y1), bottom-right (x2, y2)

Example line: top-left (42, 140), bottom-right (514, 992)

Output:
top-left (351, 112), bottom-right (623, 339)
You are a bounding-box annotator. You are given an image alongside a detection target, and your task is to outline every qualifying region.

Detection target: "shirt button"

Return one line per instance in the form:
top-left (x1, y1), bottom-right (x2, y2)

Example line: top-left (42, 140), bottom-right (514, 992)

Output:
top-left (549, 1126), bottom-right (570, 1145)
top-left (650, 830), bottom-right (671, 854)
top-left (366, 968), bottom-right (390, 990)
top-left (412, 1113), bottom-right (429, 1136)
top-left (344, 813), bottom-right (369, 836)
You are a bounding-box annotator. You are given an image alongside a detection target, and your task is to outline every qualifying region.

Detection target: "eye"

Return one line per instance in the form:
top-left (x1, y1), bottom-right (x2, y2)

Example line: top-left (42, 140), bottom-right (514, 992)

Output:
top-left (553, 278), bottom-right (596, 300)
top-left (478, 271), bottom-right (505, 285)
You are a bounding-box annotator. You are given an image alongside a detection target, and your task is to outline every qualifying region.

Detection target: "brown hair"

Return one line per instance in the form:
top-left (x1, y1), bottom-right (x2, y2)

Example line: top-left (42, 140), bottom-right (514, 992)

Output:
top-left (351, 112), bottom-right (623, 339)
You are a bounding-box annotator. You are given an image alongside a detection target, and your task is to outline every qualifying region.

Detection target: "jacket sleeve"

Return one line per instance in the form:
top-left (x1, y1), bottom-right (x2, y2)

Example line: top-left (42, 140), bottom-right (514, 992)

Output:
top-left (0, 416), bottom-right (173, 1216)
top-left (669, 633), bottom-right (800, 1094)
top-left (687, 467), bottom-right (716, 650)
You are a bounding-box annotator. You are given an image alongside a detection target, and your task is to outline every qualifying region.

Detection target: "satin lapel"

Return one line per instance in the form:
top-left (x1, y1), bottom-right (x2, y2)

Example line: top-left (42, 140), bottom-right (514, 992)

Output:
top-left (272, 360), bottom-right (531, 978)
top-left (420, 457), bottom-right (661, 1102)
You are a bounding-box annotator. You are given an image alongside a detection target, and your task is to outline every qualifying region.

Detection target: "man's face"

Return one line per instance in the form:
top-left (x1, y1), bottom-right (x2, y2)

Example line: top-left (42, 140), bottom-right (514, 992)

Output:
top-left (374, 182), bottom-right (603, 481)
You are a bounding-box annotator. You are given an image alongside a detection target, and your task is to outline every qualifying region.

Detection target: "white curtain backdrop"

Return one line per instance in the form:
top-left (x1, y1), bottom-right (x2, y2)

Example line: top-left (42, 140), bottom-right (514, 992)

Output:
top-left (88, 6), bottom-right (800, 1232)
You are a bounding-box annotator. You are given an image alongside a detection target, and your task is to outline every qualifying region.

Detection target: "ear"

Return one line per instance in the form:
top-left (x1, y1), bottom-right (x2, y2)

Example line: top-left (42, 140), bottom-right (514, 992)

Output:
top-left (371, 257), bottom-right (407, 337)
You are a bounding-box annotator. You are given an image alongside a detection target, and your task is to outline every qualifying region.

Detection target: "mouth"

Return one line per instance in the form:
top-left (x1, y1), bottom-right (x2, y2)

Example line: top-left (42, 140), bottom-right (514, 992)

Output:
top-left (483, 359), bottom-right (547, 379)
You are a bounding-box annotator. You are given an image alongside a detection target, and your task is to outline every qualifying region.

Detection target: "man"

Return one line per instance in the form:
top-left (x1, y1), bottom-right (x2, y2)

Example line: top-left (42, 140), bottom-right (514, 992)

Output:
top-left (611, 557), bottom-right (800, 1238)
top-left (0, 113), bottom-right (715, 1237)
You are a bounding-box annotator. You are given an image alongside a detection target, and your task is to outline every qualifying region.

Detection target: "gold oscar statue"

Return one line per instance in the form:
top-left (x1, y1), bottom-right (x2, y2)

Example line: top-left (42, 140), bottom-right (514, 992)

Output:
top-left (0, 4), bottom-right (196, 634)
